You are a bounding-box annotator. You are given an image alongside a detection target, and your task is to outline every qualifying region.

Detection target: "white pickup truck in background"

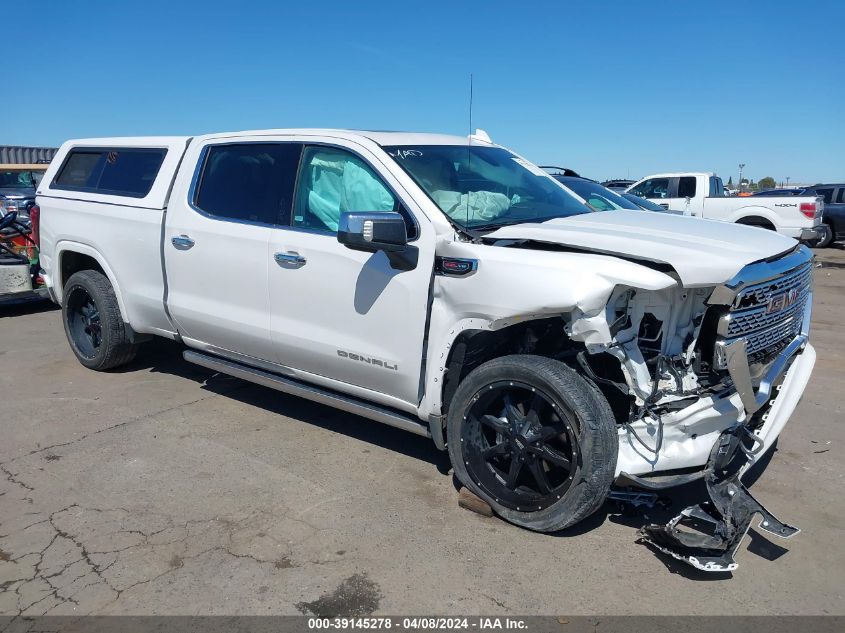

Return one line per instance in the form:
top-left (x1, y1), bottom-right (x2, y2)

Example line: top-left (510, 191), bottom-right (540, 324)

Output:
top-left (626, 172), bottom-right (824, 241)
top-left (36, 130), bottom-right (817, 571)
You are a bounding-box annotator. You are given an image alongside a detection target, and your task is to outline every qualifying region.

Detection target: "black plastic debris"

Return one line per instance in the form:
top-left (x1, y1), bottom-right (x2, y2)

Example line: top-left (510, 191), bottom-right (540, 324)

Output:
top-left (638, 428), bottom-right (799, 572)
top-left (607, 490), bottom-right (670, 511)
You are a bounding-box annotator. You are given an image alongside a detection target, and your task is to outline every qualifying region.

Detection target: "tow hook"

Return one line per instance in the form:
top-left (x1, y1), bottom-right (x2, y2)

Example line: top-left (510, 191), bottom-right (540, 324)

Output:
top-left (637, 428), bottom-right (799, 572)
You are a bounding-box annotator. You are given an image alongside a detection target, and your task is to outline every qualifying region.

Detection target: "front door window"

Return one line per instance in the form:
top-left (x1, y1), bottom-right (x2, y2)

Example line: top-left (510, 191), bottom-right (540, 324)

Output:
top-left (630, 178), bottom-right (670, 199)
top-left (292, 146), bottom-right (397, 233)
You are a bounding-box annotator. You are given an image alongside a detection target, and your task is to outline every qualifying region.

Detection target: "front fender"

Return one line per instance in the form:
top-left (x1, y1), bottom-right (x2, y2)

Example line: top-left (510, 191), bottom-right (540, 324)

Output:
top-left (417, 241), bottom-right (677, 418)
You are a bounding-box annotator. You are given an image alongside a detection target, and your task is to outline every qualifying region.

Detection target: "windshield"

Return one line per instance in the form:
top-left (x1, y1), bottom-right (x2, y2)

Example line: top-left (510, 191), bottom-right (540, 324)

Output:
top-left (0, 171), bottom-right (37, 189)
top-left (384, 145), bottom-right (591, 229)
top-left (556, 178), bottom-right (641, 211)
top-left (622, 192), bottom-right (666, 212)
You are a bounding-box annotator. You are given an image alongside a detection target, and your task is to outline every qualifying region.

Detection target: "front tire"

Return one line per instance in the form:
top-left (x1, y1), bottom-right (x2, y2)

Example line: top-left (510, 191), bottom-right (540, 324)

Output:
top-left (447, 355), bottom-right (618, 532)
top-left (62, 270), bottom-right (137, 370)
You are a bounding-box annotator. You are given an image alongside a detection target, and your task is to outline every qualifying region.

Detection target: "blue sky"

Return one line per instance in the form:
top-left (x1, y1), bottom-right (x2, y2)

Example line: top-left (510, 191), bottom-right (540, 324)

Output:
top-left (6, 0), bottom-right (843, 183)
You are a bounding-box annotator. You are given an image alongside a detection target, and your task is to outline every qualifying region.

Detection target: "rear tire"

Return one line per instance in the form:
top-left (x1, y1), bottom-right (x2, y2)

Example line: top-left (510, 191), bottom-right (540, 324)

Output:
top-left (447, 355), bottom-right (617, 532)
top-left (812, 223), bottom-right (834, 248)
top-left (62, 270), bottom-right (137, 370)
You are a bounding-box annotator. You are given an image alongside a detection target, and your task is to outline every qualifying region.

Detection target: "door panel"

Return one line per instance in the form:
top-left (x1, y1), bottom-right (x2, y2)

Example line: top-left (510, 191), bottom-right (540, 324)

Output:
top-left (268, 143), bottom-right (434, 405)
top-left (165, 217), bottom-right (272, 359)
top-left (164, 140), bottom-right (301, 360)
top-left (269, 231), bottom-right (433, 403)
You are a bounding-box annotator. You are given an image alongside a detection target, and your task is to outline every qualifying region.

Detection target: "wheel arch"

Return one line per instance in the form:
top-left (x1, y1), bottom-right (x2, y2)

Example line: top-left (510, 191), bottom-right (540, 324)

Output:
top-left (55, 242), bottom-right (129, 323)
top-left (731, 206), bottom-right (780, 229)
top-left (435, 316), bottom-right (589, 421)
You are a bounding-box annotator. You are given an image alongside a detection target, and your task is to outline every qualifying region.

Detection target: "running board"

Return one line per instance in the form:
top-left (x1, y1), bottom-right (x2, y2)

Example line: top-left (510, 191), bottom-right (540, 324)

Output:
top-left (182, 350), bottom-right (431, 438)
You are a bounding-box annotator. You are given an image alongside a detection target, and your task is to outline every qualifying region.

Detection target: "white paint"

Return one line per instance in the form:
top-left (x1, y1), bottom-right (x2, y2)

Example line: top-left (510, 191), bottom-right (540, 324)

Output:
top-left (625, 172), bottom-right (823, 238)
top-left (36, 128), bottom-right (816, 480)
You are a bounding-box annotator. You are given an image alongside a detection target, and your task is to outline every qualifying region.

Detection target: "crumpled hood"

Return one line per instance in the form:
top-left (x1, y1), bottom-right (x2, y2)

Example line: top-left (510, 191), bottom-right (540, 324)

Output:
top-left (485, 210), bottom-right (797, 286)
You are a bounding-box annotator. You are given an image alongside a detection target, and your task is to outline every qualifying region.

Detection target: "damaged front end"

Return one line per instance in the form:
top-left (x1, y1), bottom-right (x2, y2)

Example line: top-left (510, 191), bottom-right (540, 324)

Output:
top-left (566, 245), bottom-right (815, 571)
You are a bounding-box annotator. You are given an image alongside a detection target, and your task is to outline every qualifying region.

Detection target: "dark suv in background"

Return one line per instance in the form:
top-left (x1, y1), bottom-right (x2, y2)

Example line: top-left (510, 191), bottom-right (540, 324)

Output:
top-left (755, 184), bottom-right (845, 247)
top-left (601, 178), bottom-right (636, 192)
top-left (806, 185), bottom-right (845, 247)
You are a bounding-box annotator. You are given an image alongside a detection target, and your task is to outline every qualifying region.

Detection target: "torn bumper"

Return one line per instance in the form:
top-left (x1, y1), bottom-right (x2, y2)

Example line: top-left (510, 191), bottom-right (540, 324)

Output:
top-left (638, 429), bottom-right (800, 572)
top-left (616, 341), bottom-right (815, 478)
top-left (634, 324), bottom-right (814, 571)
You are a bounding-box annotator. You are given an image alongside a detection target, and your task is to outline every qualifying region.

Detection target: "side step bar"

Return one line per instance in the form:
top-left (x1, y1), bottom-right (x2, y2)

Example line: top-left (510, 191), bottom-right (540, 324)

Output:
top-left (183, 350), bottom-right (431, 438)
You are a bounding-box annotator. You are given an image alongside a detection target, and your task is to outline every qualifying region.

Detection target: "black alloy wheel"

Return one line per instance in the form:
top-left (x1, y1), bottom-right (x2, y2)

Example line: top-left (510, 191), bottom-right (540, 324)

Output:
top-left (66, 286), bottom-right (102, 358)
top-left (61, 269), bottom-right (138, 370)
top-left (461, 380), bottom-right (580, 511)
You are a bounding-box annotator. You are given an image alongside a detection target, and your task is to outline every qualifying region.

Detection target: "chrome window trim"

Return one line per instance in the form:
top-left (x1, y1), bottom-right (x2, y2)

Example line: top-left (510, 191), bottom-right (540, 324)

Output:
top-left (186, 140), bottom-right (422, 241)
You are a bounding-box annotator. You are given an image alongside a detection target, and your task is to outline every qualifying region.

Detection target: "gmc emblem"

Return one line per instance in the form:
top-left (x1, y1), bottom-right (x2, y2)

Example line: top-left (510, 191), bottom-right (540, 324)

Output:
top-left (766, 288), bottom-right (799, 314)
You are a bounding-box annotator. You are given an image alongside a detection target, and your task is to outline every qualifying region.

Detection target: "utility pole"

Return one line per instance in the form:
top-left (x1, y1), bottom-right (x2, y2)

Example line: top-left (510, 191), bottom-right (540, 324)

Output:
top-left (738, 163), bottom-right (746, 193)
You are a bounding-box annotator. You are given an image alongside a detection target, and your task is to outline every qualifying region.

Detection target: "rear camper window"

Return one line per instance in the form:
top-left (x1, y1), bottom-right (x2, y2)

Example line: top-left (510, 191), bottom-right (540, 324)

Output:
top-left (53, 148), bottom-right (167, 198)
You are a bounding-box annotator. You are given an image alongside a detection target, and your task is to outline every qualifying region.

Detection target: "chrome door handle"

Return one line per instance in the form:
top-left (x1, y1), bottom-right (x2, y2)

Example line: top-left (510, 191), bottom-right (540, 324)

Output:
top-left (274, 251), bottom-right (307, 267)
top-left (171, 235), bottom-right (195, 250)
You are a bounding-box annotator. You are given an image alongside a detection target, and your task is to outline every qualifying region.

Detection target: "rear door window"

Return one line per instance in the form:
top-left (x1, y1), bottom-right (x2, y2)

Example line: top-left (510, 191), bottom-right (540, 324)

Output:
top-left (677, 176), bottom-right (697, 198)
top-left (193, 143), bottom-right (303, 225)
top-left (53, 148), bottom-right (167, 197)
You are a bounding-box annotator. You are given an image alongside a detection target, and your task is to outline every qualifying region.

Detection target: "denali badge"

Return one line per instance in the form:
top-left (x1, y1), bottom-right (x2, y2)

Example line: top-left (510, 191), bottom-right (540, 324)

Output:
top-left (766, 288), bottom-right (799, 314)
top-left (337, 350), bottom-right (398, 371)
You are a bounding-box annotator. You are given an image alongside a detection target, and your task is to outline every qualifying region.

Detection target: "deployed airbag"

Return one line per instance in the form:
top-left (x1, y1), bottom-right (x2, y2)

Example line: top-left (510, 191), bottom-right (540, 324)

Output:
top-left (431, 190), bottom-right (514, 223)
top-left (307, 150), bottom-right (395, 231)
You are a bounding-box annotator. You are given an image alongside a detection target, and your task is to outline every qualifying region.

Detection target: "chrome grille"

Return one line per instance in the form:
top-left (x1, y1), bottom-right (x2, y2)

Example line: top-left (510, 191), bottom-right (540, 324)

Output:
top-left (726, 285), bottom-right (810, 339)
top-left (742, 313), bottom-right (804, 358)
top-left (732, 262), bottom-right (813, 311)
top-left (717, 259), bottom-right (813, 363)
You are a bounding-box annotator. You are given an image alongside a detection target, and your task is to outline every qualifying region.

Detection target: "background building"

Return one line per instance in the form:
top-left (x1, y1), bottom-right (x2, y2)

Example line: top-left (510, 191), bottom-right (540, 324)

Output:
top-left (0, 145), bottom-right (58, 165)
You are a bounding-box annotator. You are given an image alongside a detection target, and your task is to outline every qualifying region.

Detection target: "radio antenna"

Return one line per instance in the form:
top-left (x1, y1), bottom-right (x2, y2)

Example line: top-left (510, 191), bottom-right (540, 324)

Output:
top-left (468, 73), bottom-right (474, 138)
top-left (465, 73), bottom-right (474, 227)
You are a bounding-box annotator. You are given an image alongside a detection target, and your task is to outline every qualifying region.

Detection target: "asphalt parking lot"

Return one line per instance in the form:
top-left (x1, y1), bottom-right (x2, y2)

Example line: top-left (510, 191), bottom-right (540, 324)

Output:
top-left (1, 249), bottom-right (844, 617)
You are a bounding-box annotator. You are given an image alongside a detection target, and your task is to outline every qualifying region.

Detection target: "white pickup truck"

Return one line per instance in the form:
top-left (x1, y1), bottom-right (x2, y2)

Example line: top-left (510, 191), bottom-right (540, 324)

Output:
top-left (38, 130), bottom-right (816, 570)
top-left (626, 172), bottom-right (825, 241)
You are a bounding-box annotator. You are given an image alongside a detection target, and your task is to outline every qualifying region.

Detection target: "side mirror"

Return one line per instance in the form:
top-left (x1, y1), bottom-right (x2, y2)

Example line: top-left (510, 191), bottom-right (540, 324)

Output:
top-left (337, 211), bottom-right (418, 271)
